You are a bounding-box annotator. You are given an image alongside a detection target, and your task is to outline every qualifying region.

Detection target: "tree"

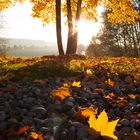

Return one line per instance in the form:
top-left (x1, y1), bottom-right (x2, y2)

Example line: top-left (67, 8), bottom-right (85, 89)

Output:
top-left (86, 4), bottom-right (140, 57)
top-left (56, 0), bottom-right (64, 55)
top-left (1, 0), bottom-right (139, 55)
top-left (31, 0), bottom-right (140, 55)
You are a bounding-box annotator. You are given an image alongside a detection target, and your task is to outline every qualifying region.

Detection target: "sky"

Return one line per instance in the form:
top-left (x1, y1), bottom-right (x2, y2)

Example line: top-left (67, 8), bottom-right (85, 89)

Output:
top-left (0, 2), bottom-right (103, 45)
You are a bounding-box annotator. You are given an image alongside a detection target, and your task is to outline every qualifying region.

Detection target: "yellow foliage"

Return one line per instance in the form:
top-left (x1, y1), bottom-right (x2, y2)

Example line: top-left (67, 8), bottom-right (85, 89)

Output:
top-left (51, 87), bottom-right (70, 100)
top-left (88, 110), bottom-right (119, 140)
top-left (72, 81), bottom-right (81, 87)
top-left (0, 0), bottom-right (23, 10)
top-left (63, 83), bottom-right (69, 88)
top-left (86, 69), bottom-right (93, 75)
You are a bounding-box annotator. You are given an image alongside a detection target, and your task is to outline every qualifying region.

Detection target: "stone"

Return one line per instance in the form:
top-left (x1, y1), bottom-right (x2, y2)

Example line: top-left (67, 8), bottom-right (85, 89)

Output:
top-left (0, 122), bottom-right (7, 131)
top-left (77, 126), bottom-right (88, 138)
top-left (42, 118), bottom-right (53, 127)
top-left (40, 127), bottom-right (49, 134)
top-left (90, 93), bottom-right (101, 99)
top-left (0, 111), bottom-right (6, 121)
top-left (65, 101), bottom-right (74, 108)
top-left (130, 119), bottom-right (136, 128)
top-left (8, 118), bottom-right (18, 125)
top-left (33, 106), bottom-right (47, 114)
top-left (135, 95), bottom-right (140, 103)
top-left (121, 119), bottom-right (130, 126)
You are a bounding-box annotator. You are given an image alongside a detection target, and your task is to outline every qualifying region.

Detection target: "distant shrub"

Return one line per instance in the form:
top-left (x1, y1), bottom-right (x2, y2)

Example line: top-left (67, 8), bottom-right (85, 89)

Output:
top-left (0, 50), bottom-right (7, 57)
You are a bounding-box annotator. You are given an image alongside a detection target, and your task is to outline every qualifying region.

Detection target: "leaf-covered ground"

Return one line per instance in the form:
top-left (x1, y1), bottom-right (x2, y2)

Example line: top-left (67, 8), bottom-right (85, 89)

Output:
top-left (0, 55), bottom-right (140, 140)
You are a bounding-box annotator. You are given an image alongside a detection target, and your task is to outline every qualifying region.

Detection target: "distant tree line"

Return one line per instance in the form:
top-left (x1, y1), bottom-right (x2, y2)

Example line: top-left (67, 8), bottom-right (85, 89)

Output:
top-left (86, 1), bottom-right (140, 57)
top-left (0, 12), bottom-right (8, 57)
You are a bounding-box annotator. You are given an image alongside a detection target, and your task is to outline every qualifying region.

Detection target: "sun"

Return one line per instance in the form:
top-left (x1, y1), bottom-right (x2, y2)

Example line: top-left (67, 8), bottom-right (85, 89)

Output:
top-left (78, 19), bottom-right (101, 46)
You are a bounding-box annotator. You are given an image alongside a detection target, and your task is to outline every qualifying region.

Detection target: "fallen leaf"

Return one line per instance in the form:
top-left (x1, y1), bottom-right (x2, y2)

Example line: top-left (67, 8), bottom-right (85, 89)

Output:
top-left (105, 79), bottom-right (114, 87)
top-left (86, 69), bottom-right (93, 75)
top-left (51, 87), bottom-right (70, 100)
top-left (72, 81), bottom-right (81, 88)
top-left (15, 126), bottom-right (31, 135)
top-left (80, 106), bottom-right (97, 118)
top-left (29, 132), bottom-right (44, 140)
top-left (128, 94), bottom-right (136, 100)
top-left (88, 110), bottom-right (119, 140)
top-left (63, 83), bottom-right (69, 88)
top-left (105, 93), bottom-right (115, 99)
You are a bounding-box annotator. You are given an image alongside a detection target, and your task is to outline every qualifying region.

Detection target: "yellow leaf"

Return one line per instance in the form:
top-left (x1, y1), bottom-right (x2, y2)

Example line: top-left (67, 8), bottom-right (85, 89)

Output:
top-left (86, 69), bottom-right (93, 75)
top-left (88, 113), bottom-right (99, 131)
top-left (72, 81), bottom-right (81, 88)
top-left (88, 110), bottom-right (119, 140)
top-left (101, 119), bottom-right (119, 140)
top-left (63, 83), bottom-right (69, 88)
top-left (96, 110), bottom-right (108, 132)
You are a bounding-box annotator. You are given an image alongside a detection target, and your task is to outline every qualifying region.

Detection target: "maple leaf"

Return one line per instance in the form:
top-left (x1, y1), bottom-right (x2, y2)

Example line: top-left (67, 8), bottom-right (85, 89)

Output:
top-left (51, 87), bottom-right (70, 100)
top-left (72, 81), bottom-right (81, 88)
top-left (88, 110), bottom-right (119, 140)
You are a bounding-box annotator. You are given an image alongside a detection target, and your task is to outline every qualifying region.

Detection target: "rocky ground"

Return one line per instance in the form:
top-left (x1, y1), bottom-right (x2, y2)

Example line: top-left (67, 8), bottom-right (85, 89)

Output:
top-left (0, 56), bottom-right (140, 140)
top-left (0, 75), bottom-right (140, 140)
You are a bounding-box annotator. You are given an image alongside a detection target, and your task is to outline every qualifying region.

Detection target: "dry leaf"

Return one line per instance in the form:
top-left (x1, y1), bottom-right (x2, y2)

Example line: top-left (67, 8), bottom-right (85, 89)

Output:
top-left (29, 132), bottom-right (44, 140)
top-left (105, 93), bottom-right (115, 99)
top-left (105, 79), bottom-right (114, 87)
top-left (15, 126), bottom-right (31, 135)
top-left (72, 81), bottom-right (81, 88)
top-left (51, 87), bottom-right (70, 100)
top-left (86, 69), bottom-right (93, 75)
top-left (80, 106), bottom-right (97, 118)
top-left (128, 94), bottom-right (136, 100)
top-left (30, 132), bottom-right (39, 139)
top-left (63, 83), bottom-right (69, 88)
top-left (88, 110), bottom-right (119, 140)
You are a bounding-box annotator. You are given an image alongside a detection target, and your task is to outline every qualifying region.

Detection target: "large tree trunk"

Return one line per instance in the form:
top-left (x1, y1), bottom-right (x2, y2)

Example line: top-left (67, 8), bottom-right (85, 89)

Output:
top-left (73, 0), bottom-right (82, 54)
top-left (66, 0), bottom-right (74, 54)
top-left (56, 0), bottom-right (64, 55)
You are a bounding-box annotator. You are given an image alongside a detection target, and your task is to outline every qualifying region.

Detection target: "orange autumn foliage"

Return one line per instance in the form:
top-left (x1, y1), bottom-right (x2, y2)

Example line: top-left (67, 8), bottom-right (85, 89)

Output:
top-left (51, 87), bottom-right (70, 100)
top-left (105, 79), bottom-right (114, 87)
top-left (80, 106), bottom-right (97, 118)
top-left (15, 126), bottom-right (31, 135)
top-left (29, 132), bottom-right (44, 140)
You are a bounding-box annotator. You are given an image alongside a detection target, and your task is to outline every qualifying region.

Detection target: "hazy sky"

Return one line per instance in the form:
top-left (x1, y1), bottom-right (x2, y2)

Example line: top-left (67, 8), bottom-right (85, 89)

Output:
top-left (0, 2), bottom-right (103, 45)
